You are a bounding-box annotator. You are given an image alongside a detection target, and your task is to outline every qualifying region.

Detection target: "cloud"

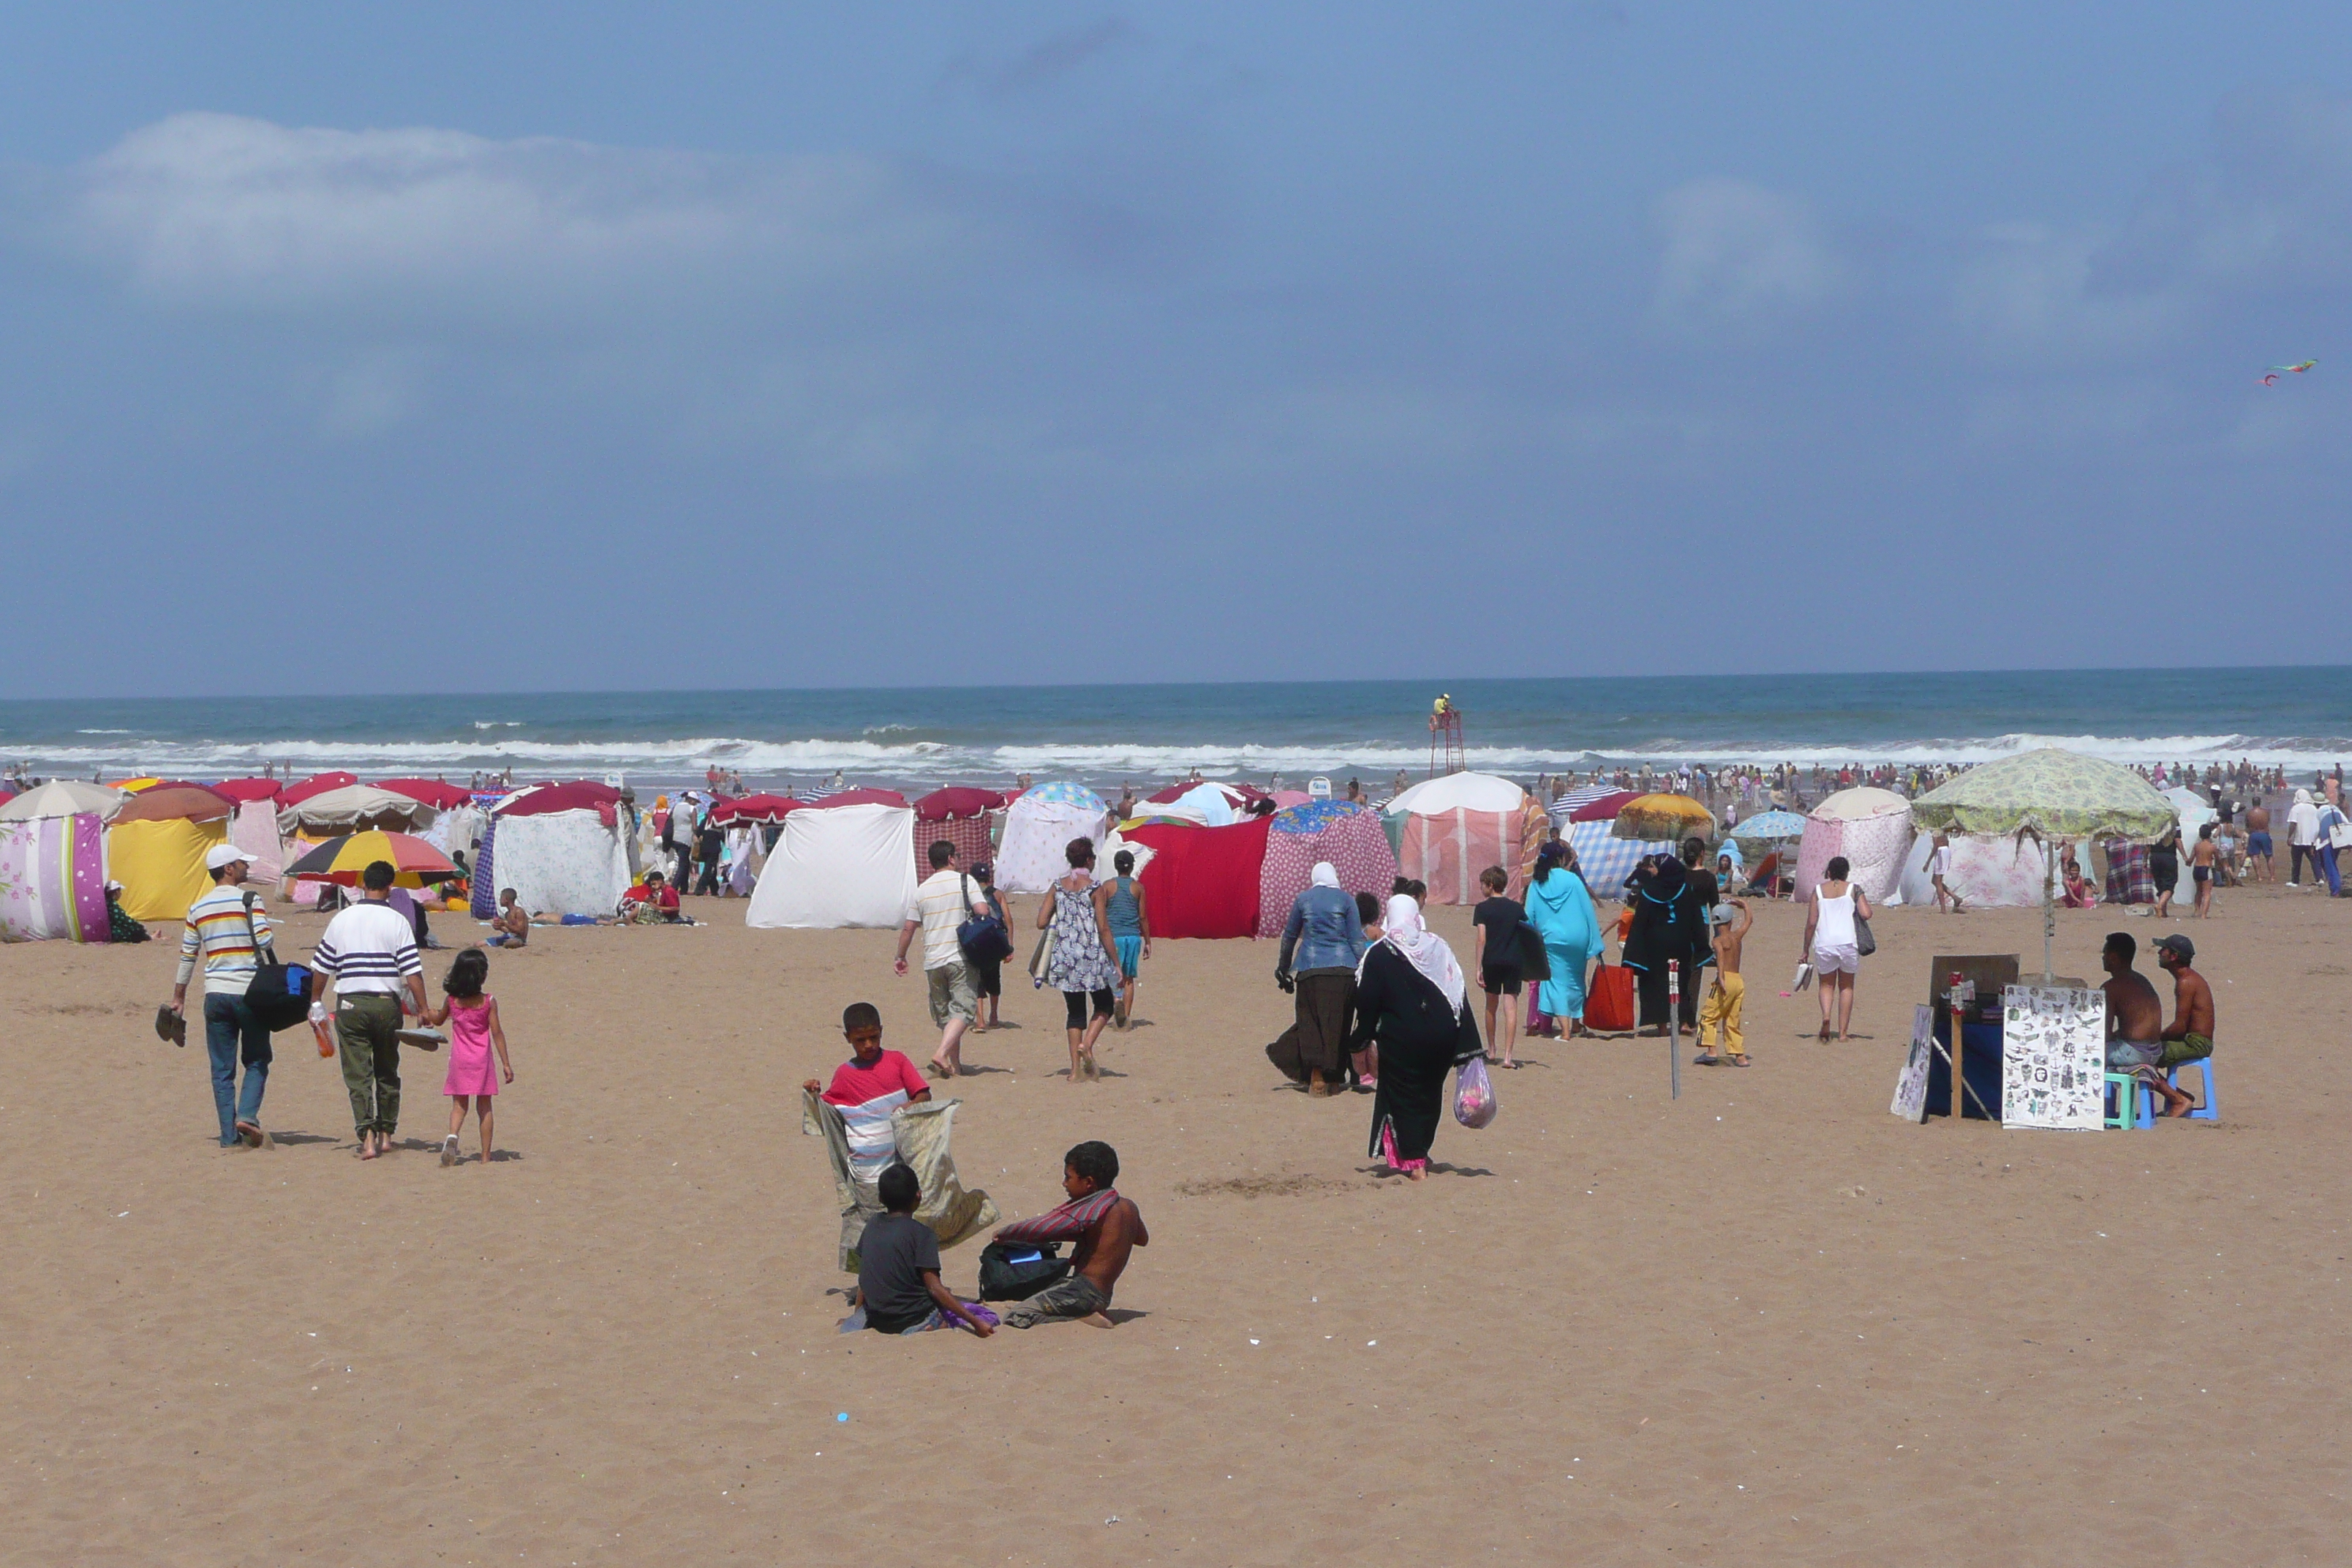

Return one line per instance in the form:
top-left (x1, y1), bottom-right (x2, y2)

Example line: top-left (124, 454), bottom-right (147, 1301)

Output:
top-left (51, 112), bottom-right (975, 322)
top-left (1651, 178), bottom-right (1841, 340)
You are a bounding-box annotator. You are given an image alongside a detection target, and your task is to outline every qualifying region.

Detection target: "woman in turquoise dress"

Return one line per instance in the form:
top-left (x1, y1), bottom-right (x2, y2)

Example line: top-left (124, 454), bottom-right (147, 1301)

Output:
top-left (1523, 845), bottom-right (1604, 1034)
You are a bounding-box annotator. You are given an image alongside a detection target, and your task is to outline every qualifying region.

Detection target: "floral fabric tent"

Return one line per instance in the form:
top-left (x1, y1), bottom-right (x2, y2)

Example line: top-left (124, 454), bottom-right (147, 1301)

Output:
top-left (1254, 800), bottom-right (1398, 938)
top-left (0, 813), bottom-right (110, 942)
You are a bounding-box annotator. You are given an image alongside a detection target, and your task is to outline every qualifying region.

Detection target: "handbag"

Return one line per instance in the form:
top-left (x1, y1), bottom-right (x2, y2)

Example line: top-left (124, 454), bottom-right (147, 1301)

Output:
top-left (977, 1239), bottom-right (1071, 1301)
top-left (1584, 961), bottom-right (1637, 1033)
top-left (1512, 921), bottom-right (1553, 981)
top-left (1852, 910), bottom-right (1876, 958)
top-left (956, 873), bottom-right (1014, 965)
top-left (238, 894), bottom-right (315, 1036)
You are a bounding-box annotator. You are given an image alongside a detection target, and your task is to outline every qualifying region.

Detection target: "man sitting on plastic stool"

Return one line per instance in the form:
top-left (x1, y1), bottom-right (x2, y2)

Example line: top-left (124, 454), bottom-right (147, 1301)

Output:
top-left (2141, 933), bottom-right (2215, 1119)
top-left (2101, 932), bottom-right (2165, 1073)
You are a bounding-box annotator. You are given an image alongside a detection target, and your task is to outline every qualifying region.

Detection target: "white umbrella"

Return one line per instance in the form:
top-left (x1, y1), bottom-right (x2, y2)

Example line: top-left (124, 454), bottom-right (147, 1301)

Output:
top-left (276, 785), bottom-right (439, 836)
top-left (0, 780), bottom-right (124, 821)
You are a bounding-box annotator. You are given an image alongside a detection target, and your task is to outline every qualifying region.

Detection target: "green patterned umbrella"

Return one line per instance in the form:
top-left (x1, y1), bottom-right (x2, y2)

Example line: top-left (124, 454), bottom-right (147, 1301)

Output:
top-left (1910, 748), bottom-right (2175, 841)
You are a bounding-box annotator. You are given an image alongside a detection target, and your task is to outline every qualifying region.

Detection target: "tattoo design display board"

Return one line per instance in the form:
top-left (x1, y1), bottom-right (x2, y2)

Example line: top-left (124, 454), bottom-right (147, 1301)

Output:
top-left (1999, 985), bottom-right (2106, 1131)
top-left (1889, 1003), bottom-right (1933, 1123)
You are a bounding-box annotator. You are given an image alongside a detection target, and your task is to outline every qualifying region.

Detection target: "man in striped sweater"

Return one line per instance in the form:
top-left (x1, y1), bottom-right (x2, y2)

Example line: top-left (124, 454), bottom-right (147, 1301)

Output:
top-left (168, 842), bottom-right (275, 1148)
top-left (313, 859), bottom-right (427, 1160)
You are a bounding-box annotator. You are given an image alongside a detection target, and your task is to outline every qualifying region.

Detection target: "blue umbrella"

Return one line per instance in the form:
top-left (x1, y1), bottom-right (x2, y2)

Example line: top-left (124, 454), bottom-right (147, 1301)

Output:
top-left (1728, 810), bottom-right (1808, 842)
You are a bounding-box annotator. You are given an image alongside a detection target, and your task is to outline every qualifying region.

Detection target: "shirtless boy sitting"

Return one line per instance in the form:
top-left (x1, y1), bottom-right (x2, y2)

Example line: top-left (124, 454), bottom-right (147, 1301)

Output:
top-left (2101, 931), bottom-right (2164, 1070)
top-left (486, 887), bottom-right (529, 949)
top-left (993, 1140), bottom-right (1147, 1330)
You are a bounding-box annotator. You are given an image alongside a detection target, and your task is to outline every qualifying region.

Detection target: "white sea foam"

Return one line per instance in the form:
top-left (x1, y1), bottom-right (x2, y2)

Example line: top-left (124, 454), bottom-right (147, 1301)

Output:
top-left (15, 728), bottom-right (2351, 786)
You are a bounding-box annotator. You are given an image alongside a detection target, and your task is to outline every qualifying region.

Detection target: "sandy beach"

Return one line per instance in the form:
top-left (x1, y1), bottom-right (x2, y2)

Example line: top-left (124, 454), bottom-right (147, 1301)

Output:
top-left (4, 883), bottom-right (2345, 1565)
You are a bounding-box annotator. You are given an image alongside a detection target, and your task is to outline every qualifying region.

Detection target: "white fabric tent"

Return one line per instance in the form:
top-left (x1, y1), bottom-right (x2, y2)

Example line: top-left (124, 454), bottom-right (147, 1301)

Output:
top-left (995, 785), bottom-right (1112, 894)
top-left (2161, 786), bottom-right (2216, 843)
top-left (489, 808), bottom-right (632, 917)
top-left (746, 803), bottom-right (918, 930)
top-left (1387, 772), bottom-right (1529, 815)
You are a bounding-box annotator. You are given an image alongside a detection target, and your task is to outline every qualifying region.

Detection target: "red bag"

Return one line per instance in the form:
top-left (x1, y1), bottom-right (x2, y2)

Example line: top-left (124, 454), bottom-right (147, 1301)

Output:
top-left (1584, 962), bottom-right (1636, 1033)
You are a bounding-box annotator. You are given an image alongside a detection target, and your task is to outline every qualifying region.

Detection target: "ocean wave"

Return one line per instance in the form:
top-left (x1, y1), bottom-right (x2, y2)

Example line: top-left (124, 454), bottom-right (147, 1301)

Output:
top-left (12, 727), bottom-right (2352, 787)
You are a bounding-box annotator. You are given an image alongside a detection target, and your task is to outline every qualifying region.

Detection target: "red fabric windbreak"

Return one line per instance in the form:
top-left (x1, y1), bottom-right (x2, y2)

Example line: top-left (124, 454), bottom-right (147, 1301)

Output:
top-left (1124, 818), bottom-right (1273, 939)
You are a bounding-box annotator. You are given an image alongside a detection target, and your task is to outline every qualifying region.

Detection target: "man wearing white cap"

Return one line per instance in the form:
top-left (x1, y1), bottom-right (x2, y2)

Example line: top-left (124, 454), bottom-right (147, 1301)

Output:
top-left (167, 843), bottom-right (274, 1148)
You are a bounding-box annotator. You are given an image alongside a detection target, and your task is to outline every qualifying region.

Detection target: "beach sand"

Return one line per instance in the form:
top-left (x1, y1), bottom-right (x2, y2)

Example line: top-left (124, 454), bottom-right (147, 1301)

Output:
top-left (4, 883), bottom-right (2345, 1564)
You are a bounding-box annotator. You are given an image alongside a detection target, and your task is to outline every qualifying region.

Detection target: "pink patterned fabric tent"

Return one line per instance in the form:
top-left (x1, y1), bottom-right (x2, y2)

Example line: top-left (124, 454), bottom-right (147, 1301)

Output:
top-left (1256, 801), bottom-right (1398, 938)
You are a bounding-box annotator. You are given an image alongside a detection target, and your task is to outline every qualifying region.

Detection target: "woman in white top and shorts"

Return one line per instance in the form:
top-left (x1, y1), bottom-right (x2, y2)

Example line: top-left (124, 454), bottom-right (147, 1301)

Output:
top-left (1801, 854), bottom-right (1871, 1041)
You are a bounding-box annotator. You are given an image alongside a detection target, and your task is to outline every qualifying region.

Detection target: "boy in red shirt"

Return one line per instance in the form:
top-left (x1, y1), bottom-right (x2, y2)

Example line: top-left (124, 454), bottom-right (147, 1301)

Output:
top-left (802, 1003), bottom-right (930, 1186)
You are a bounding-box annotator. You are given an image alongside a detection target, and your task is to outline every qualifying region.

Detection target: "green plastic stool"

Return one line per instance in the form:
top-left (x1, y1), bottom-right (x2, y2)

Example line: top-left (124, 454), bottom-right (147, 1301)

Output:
top-left (2103, 1072), bottom-right (2148, 1130)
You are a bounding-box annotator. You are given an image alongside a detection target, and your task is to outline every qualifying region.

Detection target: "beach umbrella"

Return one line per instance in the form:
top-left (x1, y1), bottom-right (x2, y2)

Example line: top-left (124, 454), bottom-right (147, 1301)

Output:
top-left (1728, 809), bottom-right (1808, 842)
top-left (209, 777), bottom-right (284, 804)
top-left (278, 772), bottom-right (360, 808)
top-left (1610, 793), bottom-right (1716, 843)
top-left (0, 780), bottom-right (124, 821)
top-left (711, 793), bottom-right (802, 825)
top-left (108, 777), bottom-right (164, 793)
top-left (1912, 747), bottom-right (2176, 978)
top-left (283, 831), bottom-right (459, 888)
top-left (491, 780), bottom-right (622, 818)
top-left (1568, 789), bottom-right (1640, 823)
top-left (375, 777), bottom-right (472, 810)
top-left (110, 781), bottom-right (234, 823)
top-left (279, 785), bottom-right (439, 835)
top-left (913, 787), bottom-right (1005, 821)
top-left (1809, 786), bottom-right (1910, 822)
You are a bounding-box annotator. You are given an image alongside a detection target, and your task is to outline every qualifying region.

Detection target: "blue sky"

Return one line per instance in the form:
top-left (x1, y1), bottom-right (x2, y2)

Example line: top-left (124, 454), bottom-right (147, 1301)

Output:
top-left (5, 4), bottom-right (2352, 695)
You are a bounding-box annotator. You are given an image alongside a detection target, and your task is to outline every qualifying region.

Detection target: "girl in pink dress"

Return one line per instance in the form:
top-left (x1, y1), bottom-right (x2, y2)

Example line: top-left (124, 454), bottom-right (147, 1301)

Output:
top-left (424, 949), bottom-right (513, 1166)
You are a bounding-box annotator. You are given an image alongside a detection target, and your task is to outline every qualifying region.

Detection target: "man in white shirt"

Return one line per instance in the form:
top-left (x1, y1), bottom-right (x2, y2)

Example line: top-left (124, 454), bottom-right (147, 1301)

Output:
top-left (313, 859), bottom-right (427, 1160)
top-left (2286, 788), bottom-right (2323, 888)
top-left (168, 843), bottom-right (274, 1147)
top-left (893, 840), bottom-right (992, 1080)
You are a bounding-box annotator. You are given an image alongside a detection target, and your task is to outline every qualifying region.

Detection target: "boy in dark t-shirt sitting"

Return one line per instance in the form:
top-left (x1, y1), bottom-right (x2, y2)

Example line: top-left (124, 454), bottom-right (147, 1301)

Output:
top-left (854, 1164), bottom-right (995, 1336)
top-left (1469, 866), bottom-right (1526, 1068)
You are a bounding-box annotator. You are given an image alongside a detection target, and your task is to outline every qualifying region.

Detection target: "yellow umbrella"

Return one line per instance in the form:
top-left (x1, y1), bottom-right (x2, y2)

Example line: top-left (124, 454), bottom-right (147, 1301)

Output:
top-left (1609, 793), bottom-right (1718, 843)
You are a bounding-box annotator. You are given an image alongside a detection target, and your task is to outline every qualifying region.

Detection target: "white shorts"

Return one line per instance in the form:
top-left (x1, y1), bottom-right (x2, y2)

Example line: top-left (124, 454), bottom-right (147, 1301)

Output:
top-left (1812, 943), bottom-right (1859, 976)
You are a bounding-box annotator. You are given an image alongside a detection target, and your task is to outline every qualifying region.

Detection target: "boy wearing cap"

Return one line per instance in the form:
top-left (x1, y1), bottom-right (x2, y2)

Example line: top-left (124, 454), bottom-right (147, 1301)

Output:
top-left (2146, 933), bottom-right (2215, 1117)
top-left (1695, 897), bottom-right (1752, 1067)
top-left (167, 843), bottom-right (274, 1147)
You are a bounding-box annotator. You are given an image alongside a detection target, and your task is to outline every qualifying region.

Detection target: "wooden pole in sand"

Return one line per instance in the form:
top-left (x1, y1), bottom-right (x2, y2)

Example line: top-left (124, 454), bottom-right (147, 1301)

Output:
top-left (1667, 960), bottom-right (1681, 1100)
top-left (1947, 971), bottom-right (1969, 1123)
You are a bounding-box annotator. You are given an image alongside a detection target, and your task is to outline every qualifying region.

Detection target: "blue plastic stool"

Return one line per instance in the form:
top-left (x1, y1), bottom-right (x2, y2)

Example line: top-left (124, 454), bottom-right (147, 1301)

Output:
top-left (2138, 1056), bottom-right (2219, 1122)
top-left (2103, 1072), bottom-right (2150, 1130)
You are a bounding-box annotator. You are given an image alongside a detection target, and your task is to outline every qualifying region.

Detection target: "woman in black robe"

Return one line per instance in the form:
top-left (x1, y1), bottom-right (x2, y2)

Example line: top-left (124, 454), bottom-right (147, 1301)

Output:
top-left (1621, 853), bottom-right (1710, 1034)
top-left (1349, 894), bottom-right (1484, 1180)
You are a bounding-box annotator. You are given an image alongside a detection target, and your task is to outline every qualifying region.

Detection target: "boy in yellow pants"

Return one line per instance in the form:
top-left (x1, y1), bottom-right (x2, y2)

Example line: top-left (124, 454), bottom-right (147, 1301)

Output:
top-left (1696, 898), bottom-right (1751, 1067)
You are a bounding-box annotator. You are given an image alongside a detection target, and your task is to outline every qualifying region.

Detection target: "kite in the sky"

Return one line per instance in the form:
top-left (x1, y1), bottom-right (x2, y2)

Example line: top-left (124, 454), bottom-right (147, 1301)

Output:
top-left (2263, 360), bottom-right (2318, 384)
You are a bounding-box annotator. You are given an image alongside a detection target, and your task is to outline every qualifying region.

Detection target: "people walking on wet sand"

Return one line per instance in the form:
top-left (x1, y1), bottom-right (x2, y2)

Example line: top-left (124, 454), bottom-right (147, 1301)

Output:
top-left (422, 948), bottom-right (513, 1166)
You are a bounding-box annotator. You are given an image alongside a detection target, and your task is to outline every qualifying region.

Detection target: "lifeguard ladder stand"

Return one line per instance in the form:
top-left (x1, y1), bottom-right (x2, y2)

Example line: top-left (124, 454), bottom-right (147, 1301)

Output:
top-left (1428, 701), bottom-right (1466, 777)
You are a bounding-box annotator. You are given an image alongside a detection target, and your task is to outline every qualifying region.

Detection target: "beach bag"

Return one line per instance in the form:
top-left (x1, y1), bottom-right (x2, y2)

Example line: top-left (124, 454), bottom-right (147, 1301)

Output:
top-left (956, 873), bottom-right (1014, 965)
top-left (978, 1239), bottom-right (1071, 1301)
top-left (1585, 962), bottom-right (1636, 1033)
top-left (1453, 1055), bottom-right (1498, 1128)
top-left (238, 895), bottom-right (314, 1037)
top-left (1852, 911), bottom-right (1876, 958)
top-left (1513, 922), bottom-right (1552, 981)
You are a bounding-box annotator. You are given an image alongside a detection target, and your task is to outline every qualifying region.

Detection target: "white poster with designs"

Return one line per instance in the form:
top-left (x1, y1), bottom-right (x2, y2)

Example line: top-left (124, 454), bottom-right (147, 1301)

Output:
top-left (1999, 985), bottom-right (2105, 1131)
top-left (1889, 1004), bottom-right (1934, 1123)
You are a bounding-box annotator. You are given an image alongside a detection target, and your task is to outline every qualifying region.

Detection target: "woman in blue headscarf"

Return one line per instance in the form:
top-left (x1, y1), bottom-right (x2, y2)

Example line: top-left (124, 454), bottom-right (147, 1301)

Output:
top-left (1523, 843), bottom-right (1604, 1035)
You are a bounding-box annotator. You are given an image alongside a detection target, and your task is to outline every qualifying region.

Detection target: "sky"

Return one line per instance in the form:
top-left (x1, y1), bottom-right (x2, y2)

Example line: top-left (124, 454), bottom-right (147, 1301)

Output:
top-left (6, 3), bottom-right (2352, 696)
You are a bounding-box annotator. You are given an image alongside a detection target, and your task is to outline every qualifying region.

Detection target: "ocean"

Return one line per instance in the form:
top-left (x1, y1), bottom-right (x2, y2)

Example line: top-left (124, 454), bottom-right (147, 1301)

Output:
top-left (2, 668), bottom-right (2345, 794)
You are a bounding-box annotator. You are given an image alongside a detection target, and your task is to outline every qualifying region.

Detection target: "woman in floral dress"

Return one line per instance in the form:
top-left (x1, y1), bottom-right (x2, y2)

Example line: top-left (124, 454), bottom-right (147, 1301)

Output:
top-left (1038, 836), bottom-right (1121, 1083)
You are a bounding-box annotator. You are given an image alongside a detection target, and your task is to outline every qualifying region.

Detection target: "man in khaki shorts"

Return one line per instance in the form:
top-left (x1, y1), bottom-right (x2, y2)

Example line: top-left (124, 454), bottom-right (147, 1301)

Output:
top-left (894, 840), bottom-right (992, 1080)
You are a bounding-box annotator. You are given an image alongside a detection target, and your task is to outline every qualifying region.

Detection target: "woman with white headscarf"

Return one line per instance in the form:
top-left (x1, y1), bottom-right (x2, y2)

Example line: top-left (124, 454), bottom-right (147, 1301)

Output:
top-left (1347, 894), bottom-right (1484, 1180)
top-left (1270, 862), bottom-right (1368, 1096)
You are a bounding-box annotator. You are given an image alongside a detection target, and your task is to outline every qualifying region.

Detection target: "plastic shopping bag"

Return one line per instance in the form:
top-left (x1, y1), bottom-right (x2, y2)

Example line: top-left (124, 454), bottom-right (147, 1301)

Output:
top-left (1452, 1055), bottom-right (1498, 1129)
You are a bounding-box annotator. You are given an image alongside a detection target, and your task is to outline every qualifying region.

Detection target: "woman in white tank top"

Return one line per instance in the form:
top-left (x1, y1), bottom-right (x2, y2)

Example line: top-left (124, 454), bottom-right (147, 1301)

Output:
top-left (1801, 855), bottom-right (1872, 1041)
